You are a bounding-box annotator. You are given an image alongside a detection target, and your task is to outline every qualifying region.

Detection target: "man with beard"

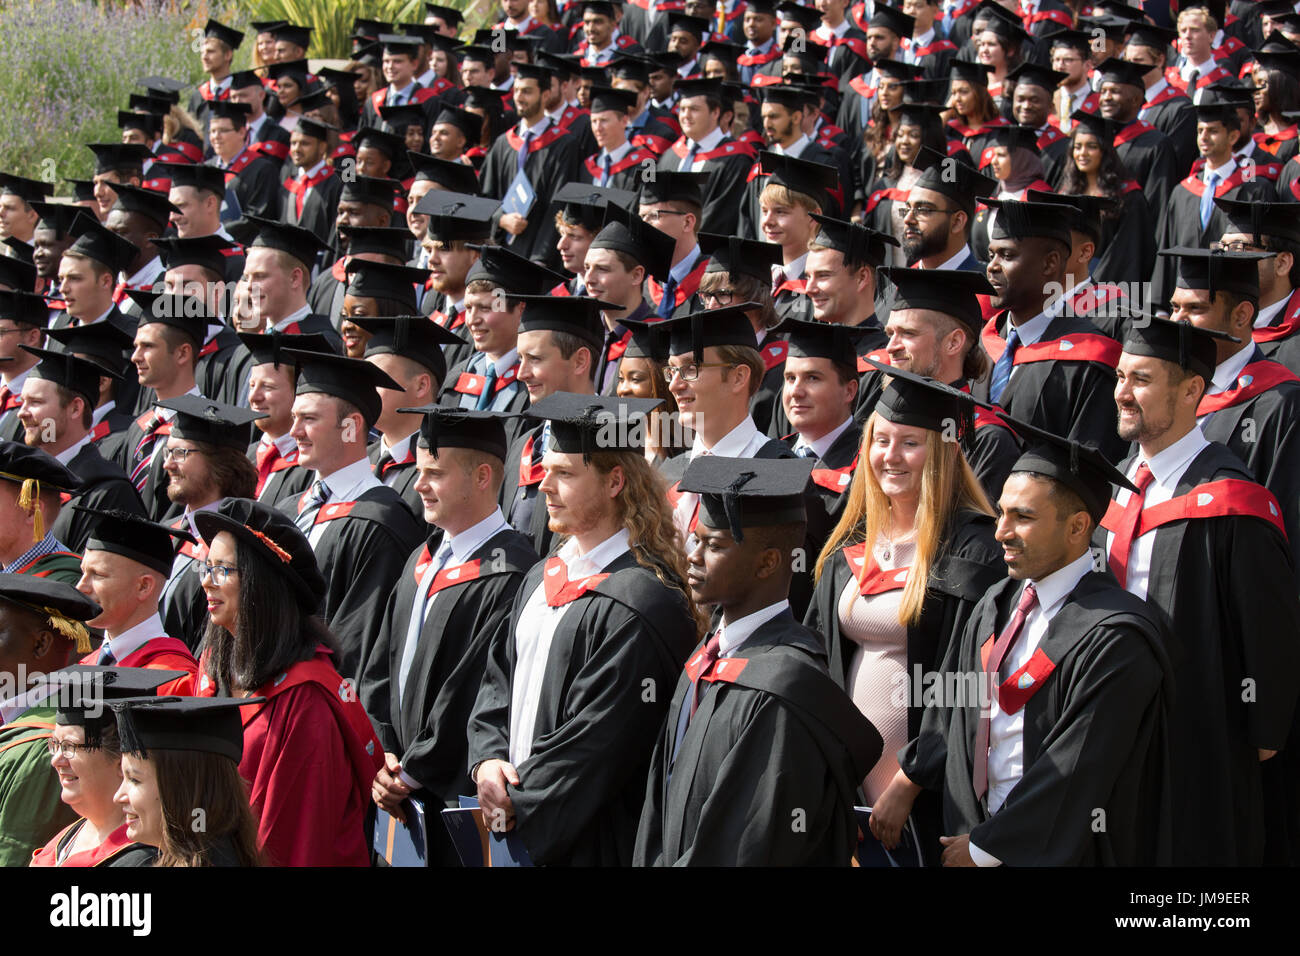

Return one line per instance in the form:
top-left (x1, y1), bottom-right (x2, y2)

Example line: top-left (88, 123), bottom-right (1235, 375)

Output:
top-left (898, 149), bottom-right (996, 272)
top-left (0, 292), bottom-right (48, 443)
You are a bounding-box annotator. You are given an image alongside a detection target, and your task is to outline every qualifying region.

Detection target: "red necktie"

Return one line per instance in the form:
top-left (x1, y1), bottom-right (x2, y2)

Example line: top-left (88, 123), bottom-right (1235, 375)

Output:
top-left (130, 414), bottom-right (165, 492)
top-left (254, 442), bottom-right (280, 495)
top-left (690, 630), bottom-right (724, 718)
top-left (0, 384), bottom-right (11, 411)
top-left (1107, 463), bottom-right (1155, 589)
top-left (973, 582), bottom-right (1039, 801)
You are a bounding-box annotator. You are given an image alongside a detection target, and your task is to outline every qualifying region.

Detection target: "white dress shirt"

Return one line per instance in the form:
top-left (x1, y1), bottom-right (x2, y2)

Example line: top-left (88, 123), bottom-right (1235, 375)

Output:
top-left (100, 612), bottom-right (168, 665)
top-left (509, 527), bottom-right (631, 765)
top-left (680, 127), bottom-right (725, 171)
top-left (1254, 292), bottom-right (1292, 329)
top-left (270, 303), bottom-right (313, 333)
top-left (793, 416), bottom-right (854, 461)
top-left (771, 134), bottom-right (811, 158)
top-left (377, 432), bottom-right (416, 487)
top-left (1002, 309), bottom-right (1054, 387)
top-left (919, 244), bottom-right (973, 271)
top-left (307, 457), bottom-right (382, 548)
top-left (53, 435), bottom-right (90, 466)
top-left (674, 417), bottom-right (771, 542)
top-left (1103, 426), bottom-right (1209, 601)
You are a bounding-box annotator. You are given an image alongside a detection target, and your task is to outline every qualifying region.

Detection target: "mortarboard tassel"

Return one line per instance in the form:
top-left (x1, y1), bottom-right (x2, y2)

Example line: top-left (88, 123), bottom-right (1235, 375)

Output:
top-left (722, 471), bottom-right (756, 543)
top-left (18, 478), bottom-right (42, 543)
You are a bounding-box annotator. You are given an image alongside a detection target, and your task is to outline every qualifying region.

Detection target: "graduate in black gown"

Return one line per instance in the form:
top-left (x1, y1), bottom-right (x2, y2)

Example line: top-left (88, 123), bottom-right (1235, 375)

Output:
top-left (205, 101), bottom-right (283, 221)
top-left (1216, 197), bottom-right (1300, 375)
top-left (879, 419), bottom-right (1174, 866)
top-left (973, 198), bottom-right (1129, 463)
top-left (1103, 318), bottom-right (1300, 864)
top-left (467, 393), bottom-right (699, 866)
top-left (635, 456), bottom-right (884, 866)
top-left (1095, 57), bottom-right (1182, 216)
top-left (360, 408), bottom-right (538, 867)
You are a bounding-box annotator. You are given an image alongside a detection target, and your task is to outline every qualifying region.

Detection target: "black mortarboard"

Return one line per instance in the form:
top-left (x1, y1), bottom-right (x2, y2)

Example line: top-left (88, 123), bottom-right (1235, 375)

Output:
top-left (609, 54), bottom-right (652, 85)
top-left (949, 58), bottom-right (993, 88)
top-left (284, 347), bottom-right (402, 427)
top-left (0, 290), bottom-right (48, 326)
top-left (150, 233), bottom-right (241, 279)
top-left (760, 84), bottom-right (814, 114)
top-left (339, 175), bottom-right (400, 209)
top-left (1125, 20), bottom-right (1178, 50)
top-left (1253, 49), bottom-right (1300, 73)
top-left (66, 179), bottom-right (97, 203)
top-left (49, 666), bottom-right (182, 746)
top-left (580, 65), bottom-right (612, 86)
top-left (1182, 0), bottom-right (1226, 24)
top-left (699, 233), bottom-right (784, 281)
top-left (868, 359), bottom-right (979, 436)
top-left (402, 406), bottom-right (508, 460)
top-left (776, 316), bottom-right (881, 361)
top-left (746, 0), bottom-right (778, 13)
top-left (984, 197), bottom-right (1074, 246)
top-left (421, 209), bottom-right (498, 244)
top-left (432, 104), bottom-right (483, 143)
top-left (378, 104), bottom-right (430, 139)
top-left (0, 255), bottom-right (35, 292)
top-left (118, 110), bottom-right (161, 136)
top-left (127, 93), bottom-right (174, 115)
top-left (759, 151), bottom-right (838, 209)
top-left (895, 101), bottom-right (948, 129)
top-left (0, 440), bottom-right (82, 496)
top-left (1048, 29), bottom-right (1094, 57)
top-left (674, 76), bottom-right (725, 102)
top-left (353, 16), bottom-right (391, 38)
top-left (203, 18), bottom-right (244, 49)
top-left (46, 321), bottom-right (136, 375)
top-left (293, 87), bottom-right (335, 115)
top-left (335, 225), bottom-right (413, 260)
top-left (1095, 56), bottom-right (1149, 90)
top-left (1027, 189), bottom-right (1118, 243)
top-left (77, 507), bottom-right (196, 576)
top-left (226, 215), bottom-right (328, 271)
top-left (237, 330), bottom-right (335, 368)
top-left (618, 317), bottom-right (669, 362)
top-left (1215, 197), bottom-right (1300, 246)
top-left (379, 31), bottom-right (423, 56)
top-left (525, 391), bottom-right (662, 459)
top-left (999, 413), bottom-right (1137, 523)
top-left (111, 696), bottom-right (257, 762)
top-left (425, 3), bottom-right (465, 27)
top-left (29, 201), bottom-right (90, 238)
top-left (22, 346), bottom-right (113, 405)
top-left (407, 151), bottom-right (480, 193)
top-left (1194, 95), bottom-right (1252, 125)
top-left (251, 19), bottom-right (287, 32)
top-left (589, 85), bottom-right (639, 114)
top-left (1077, 14), bottom-right (1129, 41)
top-left (148, 162), bottom-right (225, 197)
top-left (870, 3), bottom-right (915, 36)
top-left (581, 0), bottom-right (619, 17)
top-left (208, 100), bottom-right (252, 127)
top-left (639, 170), bottom-right (709, 207)
top-left (65, 222), bottom-right (139, 274)
top-left (900, 79), bottom-right (951, 107)
top-left (0, 173), bottom-right (53, 205)
top-left (465, 245), bottom-right (566, 293)
top-left (1095, 0), bottom-right (1148, 20)
top-left (1006, 62), bottom-right (1068, 92)
top-left (519, 295), bottom-right (618, 351)
top-left (157, 395), bottom-right (266, 450)
top-left (0, 572), bottom-right (100, 653)
top-left (86, 143), bottom-right (152, 175)
top-left (103, 181), bottom-right (178, 227)
top-left (550, 182), bottom-right (637, 230)
top-left (457, 44), bottom-right (496, 69)
top-left (808, 214), bottom-right (899, 268)
top-left (775, 1), bottom-right (822, 31)
top-left (681, 455), bottom-right (815, 542)
top-left (228, 69), bottom-right (265, 92)
top-left (590, 216), bottom-right (676, 281)
top-left (355, 315), bottom-right (463, 380)
top-left (2, 237), bottom-right (33, 266)
top-left (538, 52), bottom-right (582, 80)
top-left (515, 62), bottom-right (558, 85)
top-left (137, 75), bottom-right (185, 101)
top-left (878, 266), bottom-right (995, 333)
top-left (668, 11), bottom-right (713, 37)
top-left (1068, 108), bottom-right (1124, 142)
top-left (1122, 314), bottom-right (1237, 382)
top-left (293, 116), bottom-right (337, 143)
top-left (270, 22), bottom-right (313, 50)
top-left (988, 124), bottom-right (1042, 154)
top-left (662, 304), bottom-right (761, 361)
top-left (122, 290), bottom-right (211, 346)
top-left (1159, 246), bottom-right (1273, 300)
top-left (344, 259), bottom-right (429, 311)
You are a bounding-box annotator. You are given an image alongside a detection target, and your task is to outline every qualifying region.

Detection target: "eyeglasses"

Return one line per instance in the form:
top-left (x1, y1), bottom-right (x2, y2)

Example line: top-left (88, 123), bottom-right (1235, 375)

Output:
top-left (163, 446), bottom-right (200, 462)
top-left (663, 362), bottom-right (735, 383)
top-left (700, 289), bottom-right (736, 305)
top-left (897, 203), bottom-right (953, 219)
top-left (47, 740), bottom-right (95, 759)
top-left (199, 563), bottom-right (238, 584)
top-left (0, 326), bottom-right (26, 337)
top-left (640, 210), bottom-right (687, 224)
top-left (1210, 240), bottom-right (1267, 253)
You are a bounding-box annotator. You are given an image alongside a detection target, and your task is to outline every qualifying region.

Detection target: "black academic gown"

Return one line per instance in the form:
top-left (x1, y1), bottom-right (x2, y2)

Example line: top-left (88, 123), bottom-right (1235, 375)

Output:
top-left (1253, 287), bottom-right (1300, 375)
top-left (500, 421), bottom-right (559, 558)
top-left (358, 527), bottom-right (537, 867)
top-left (959, 398), bottom-right (1021, 507)
top-left (196, 328), bottom-right (254, 409)
top-left (255, 456), bottom-right (313, 509)
top-left (899, 569), bottom-right (1174, 866)
top-left (281, 170), bottom-right (344, 248)
top-left (276, 483), bottom-right (424, 681)
top-left (211, 151), bottom-right (282, 220)
top-left (479, 122), bottom-right (581, 271)
top-left (805, 508), bottom-right (1004, 862)
top-left (52, 441), bottom-right (146, 552)
top-left (1141, 87), bottom-right (1198, 173)
top-left (368, 439), bottom-right (422, 525)
top-left (425, 294), bottom-right (473, 376)
top-left (783, 420), bottom-right (862, 533)
top-left (766, 324), bottom-right (890, 440)
top-left (974, 311), bottom-right (1129, 464)
top-left (656, 136), bottom-right (757, 237)
top-left (1097, 441), bottom-right (1300, 864)
top-left (159, 514), bottom-right (209, 653)
top-left (1093, 185), bottom-right (1158, 287)
top-left (749, 330), bottom-right (791, 436)
top-left (466, 550), bottom-right (699, 866)
top-left (437, 354), bottom-right (530, 448)
top-left (633, 611), bottom-right (884, 866)
top-left (1114, 121), bottom-right (1180, 216)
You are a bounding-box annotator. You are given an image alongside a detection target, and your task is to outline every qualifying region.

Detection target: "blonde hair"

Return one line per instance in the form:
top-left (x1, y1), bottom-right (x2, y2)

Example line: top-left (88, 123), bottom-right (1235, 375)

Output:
top-left (1177, 7), bottom-right (1216, 32)
top-left (814, 413), bottom-right (993, 626)
top-left (759, 182), bottom-right (822, 215)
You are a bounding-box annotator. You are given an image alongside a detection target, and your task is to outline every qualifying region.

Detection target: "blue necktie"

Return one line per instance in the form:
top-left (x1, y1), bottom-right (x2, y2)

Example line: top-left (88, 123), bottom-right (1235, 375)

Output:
top-left (796, 444), bottom-right (818, 459)
top-left (1200, 171), bottom-right (1220, 232)
top-left (682, 143), bottom-right (699, 171)
top-left (600, 154), bottom-right (612, 186)
top-left (295, 479), bottom-right (330, 532)
top-left (475, 363), bottom-right (499, 410)
top-left (989, 326), bottom-right (1020, 404)
top-left (96, 642), bottom-right (115, 665)
top-left (517, 129), bottom-right (534, 174)
top-left (657, 275), bottom-right (679, 318)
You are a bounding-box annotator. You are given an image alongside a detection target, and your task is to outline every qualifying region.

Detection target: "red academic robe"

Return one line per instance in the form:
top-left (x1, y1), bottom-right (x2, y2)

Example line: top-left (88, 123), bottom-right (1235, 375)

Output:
top-left (30, 821), bottom-right (142, 867)
top-left (78, 637), bottom-right (196, 697)
top-left (196, 646), bottom-right (383, 867)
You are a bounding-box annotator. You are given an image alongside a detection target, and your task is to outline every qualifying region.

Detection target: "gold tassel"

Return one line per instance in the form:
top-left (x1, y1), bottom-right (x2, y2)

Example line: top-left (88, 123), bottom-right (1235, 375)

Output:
top-left (17, 478), bottom-right (42, 543)
top-left (39, 608), bottom-right (90, 653)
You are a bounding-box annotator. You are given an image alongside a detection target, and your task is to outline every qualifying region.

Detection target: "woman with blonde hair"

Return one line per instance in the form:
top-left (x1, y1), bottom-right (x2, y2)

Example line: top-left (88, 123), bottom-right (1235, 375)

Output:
top-left (805, 367), bottom-right (1003, 863)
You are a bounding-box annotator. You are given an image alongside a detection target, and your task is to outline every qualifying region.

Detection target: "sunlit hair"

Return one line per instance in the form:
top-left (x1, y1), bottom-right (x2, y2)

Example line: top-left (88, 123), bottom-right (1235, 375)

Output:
top-left (572, 449), bottom-right (708, 636)
top-left (814, 412), bottom-right (993, 626)
top-left (145, 748), bottom-right (263, 867)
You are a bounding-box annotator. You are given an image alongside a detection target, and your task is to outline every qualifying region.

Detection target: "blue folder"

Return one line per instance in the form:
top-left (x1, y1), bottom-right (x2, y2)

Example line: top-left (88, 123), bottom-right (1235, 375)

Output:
top-left (441, 795), bottom-right (534, 867)
top-left (372, 796), bottom-right (428, 866)
top-left (854, 807), bottom-right (924, 867)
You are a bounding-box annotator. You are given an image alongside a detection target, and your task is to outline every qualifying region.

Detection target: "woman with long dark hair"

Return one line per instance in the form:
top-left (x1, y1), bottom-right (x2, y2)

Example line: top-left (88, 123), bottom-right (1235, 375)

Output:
top-left (1057, 110), bottom-right (1156, 284)
top-left (973, 15), bottom-right (1027, 109)
top-left (946, 58), bottom-right (1008, 166)
top-left (110, 696), bottom-right (264, 867)
top-left (1253, 58), bottom-right (1300, 163)
top-left (806, 368), bottom-right (1002, 864)
top-left (191, 498), bottom-right (385, 866)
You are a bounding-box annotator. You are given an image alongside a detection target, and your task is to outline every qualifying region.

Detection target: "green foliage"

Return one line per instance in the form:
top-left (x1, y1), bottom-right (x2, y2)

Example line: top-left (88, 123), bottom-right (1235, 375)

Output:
top-left (239, 0), bottom-right (474, 60)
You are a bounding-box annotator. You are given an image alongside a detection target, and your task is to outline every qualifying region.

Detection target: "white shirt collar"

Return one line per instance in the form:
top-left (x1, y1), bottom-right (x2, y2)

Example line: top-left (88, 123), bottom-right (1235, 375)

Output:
top-left (380, 431), bottom-right (416, 462)
top-left (271, 303), bottom-right (312, 332)
top-left (920, 244), bottom-right (972, 271)
top-left (1255, 292), bottom-right (1292, 328)
top-left (687, 126), bottom-right (725, 156)
top-left (53, 435), bottom-right (91, 465)
top-left (1209, 346), bottom-right (1255, 394)
top-left (600, 140), bottom-right (634, 165)
top-left (104, 612), bottom-right (167, 660)
top-left (445, 507), bottom-right (511, 564)
top-left (417, 67), bottom-right (438, 87)
top-left (692, 414), bottom-right (761, 458)
top-left (557, 526), bottom-right (631, 576)
top-left (1006, 308), bottom-right (1053, 346)
top-left (180, 498), bottom-right (221, 539)
top-left (520, 114), bottom-right (553, 136)
top-left (2, 366), bottom-right (29, 389)
top-left (779, 250), bottom-right (808, 277)
top-left (124, 256), bottom-right (162, 288)
top-left (1204, 156), bottom-right (1236, 182)
top-left (670, 244), bottom-right (701, 283)
top-left (719, 599), bottom-right (790, 654)
top-left (773, 133), bottom-right (810, 158)
top-left (1137, 425), bottom-right (1209, 488)
top-left (488, 347), bottom-right (518, 376)
top-left (1183, 56), bottom-right (1216, 79)
top-left (261, 431), bottom-right (298, 456)
top-left (795, 416), bottom-right (854, 460)
top-left (912, 27), bottom-right (934, 47)
top-left (315, 456), bottom-right (380, 503)
top-left (300, 158), bottom-right (328, 179)
top-left (1022, 550), bottom-right (1093, 624)
top-left (91, 399), bottom-right (115, 426)
top-left (591, 28), bottom-right (621, 54)
top-left (1144, 76), bottom-right (1169, 101)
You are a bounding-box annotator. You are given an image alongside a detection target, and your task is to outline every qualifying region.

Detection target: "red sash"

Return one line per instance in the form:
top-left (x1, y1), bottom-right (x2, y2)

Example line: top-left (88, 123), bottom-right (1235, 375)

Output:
top-left (249, 138), bottom-right (290, 163)
top-left (378, 447), bottom-right (415, 478)
top-left (605, 328), bottom-right (632, 363)
top-left (738, 45), bottom-right (782, 67)
top-left (905, 38), bottom-right (957, 59)
top-left (505, 124), bottom-right (570, 154)
top-left (1113, 120), bottom-right (1154, 148)
top-left (993, 645), bottom-right (1058, 714)
top-left (1144, 83), bottom-right (1189, 111)
top-left (646, 257), bottom-right (707, 310)
top-left (760, 339), bottom-right (787, 371)
top-left (542, 556), bottom-right (608, 606)
top-left (284, 166), bottom-right (334, 218)
top-left (1255, 127), bottom-right (1298, 155)
top-left (453, 363), bottom-right (519, 397)
top-left (200, 79), bottom-right (230, 103)
top-left (431, 308), bottom-right (464, 331)
top-left (841, 542), bottom-right (910, 595)
top-left (980, 316), bottom-right (1120, 368)
top-left (1180, 164), bottom-right (1282, 198)
top-left (30, 822), bottom-right (141, 868)
top-left (1100, 478), bottom-right (1287, 539)
top-left (222, 149), bottom-right (258, 184)
top-left (1069, 281), bottom-right (1126, 315)
top-left (584, 146), bottom-right (654, 181)
top-left (856, 348), bottom-right (891, 373)
top-left (669, 137), bottom-right (756, 164)
top-left (518, 433), bottom-right (545, 487)
top-left (772, 277), bottom-right (806, 298)
top-left (1252, 289), bottom-right (1300, 344)
top-left (1196, 360), bottom-right (1300, 415)
top-left (811, 451), bottom-right (858, 493)
top-left (412, 547), bottom-right (483, 597)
